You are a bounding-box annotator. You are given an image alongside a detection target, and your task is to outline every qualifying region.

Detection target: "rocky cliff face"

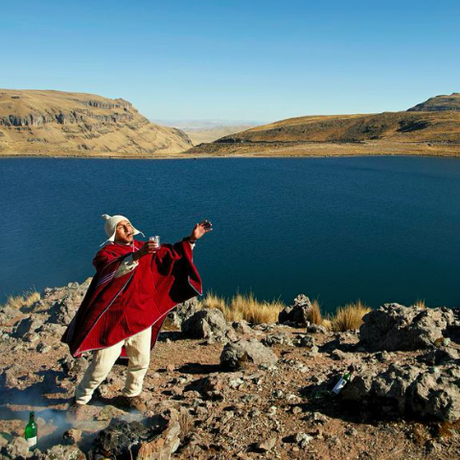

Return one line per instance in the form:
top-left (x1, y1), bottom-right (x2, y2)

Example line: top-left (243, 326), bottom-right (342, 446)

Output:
top-left (0, 90), bottom-right (193, 157)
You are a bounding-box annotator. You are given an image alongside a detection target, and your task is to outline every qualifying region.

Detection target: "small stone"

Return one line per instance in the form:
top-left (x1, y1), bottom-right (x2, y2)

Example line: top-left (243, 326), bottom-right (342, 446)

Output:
top-left (345, 427), bottom-right (358, 436)
top-left (95, 405), bottom-right (128, 421)
top-left (294, 432), bottom-right (313, 448)
top-left (256, 437), bottom-right (277, 452)
top-left (63, 428), bottom-right (83, 444)
top-left (4, 436), bottom-right (30, 459)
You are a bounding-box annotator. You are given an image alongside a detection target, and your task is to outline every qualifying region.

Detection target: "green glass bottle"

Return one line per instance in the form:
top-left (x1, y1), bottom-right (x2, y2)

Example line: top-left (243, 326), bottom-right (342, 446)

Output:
top-left (332, 370), bottom-right (353, 395)
top-left (24, 411), bottom-right (37, 449)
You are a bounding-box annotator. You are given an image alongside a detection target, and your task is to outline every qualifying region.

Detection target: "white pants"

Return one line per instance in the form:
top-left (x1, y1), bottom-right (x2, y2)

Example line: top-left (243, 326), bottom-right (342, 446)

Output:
top-left (75, 327), bottom-right (152, 405)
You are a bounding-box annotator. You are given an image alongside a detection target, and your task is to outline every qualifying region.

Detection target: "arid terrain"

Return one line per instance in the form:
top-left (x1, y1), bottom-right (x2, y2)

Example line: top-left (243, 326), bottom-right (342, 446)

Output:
top-left (188, 93), bottom-right (460, 159)
top-left (1, 284), bottom-right (460, 459)
top-left (161, 121), bottom-right (260, 145)
top-left (0, 90), bottom-right (192, 158)
top-left (2, 91), bottom-right (460, 160)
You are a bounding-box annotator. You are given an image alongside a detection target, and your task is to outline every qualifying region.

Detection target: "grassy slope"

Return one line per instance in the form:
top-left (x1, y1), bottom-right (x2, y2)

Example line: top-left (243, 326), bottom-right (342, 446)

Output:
top-left (188, 94), bottom-right (460, 158)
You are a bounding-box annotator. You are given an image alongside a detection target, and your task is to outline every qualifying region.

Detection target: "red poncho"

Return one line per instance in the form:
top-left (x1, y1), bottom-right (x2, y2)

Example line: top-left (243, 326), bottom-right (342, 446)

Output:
top-left (62, 239), bottom-right (202, 358)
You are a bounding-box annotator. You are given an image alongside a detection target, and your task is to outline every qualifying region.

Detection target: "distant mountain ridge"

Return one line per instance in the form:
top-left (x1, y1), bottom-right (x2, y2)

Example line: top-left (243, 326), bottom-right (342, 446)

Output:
top-left (0, 89), bottom-right (192, 157)
top-left (155, 119), bottom-right (261, 145)
top-left (408, 93), bottom-right (460, 112)
top-left (188, 93), bottom-right (460, 158)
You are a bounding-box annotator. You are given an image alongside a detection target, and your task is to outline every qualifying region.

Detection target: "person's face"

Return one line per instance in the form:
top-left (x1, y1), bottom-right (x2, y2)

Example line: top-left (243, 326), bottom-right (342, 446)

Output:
top-left (115, 219), bottom-right (134, 245)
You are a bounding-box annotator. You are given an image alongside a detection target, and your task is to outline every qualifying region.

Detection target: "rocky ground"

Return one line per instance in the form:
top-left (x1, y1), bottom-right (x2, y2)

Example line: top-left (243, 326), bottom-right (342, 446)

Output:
top-left (1, 283), bottom-right (460, 459)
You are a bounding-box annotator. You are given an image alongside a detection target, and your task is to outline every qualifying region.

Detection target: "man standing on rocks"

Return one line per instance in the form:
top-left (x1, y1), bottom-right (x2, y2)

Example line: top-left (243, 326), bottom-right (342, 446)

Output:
top-left (62, 214), bottom-right (212, 417)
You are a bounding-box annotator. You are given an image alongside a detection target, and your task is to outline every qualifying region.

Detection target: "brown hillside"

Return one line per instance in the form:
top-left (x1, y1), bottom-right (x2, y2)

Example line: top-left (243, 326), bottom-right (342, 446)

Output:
top-left (0, 89), bottom-right (192, 157)
top-left (188, 95), bottom-right (460, 158)
top-left (408, 93), bottom-right (460, 112)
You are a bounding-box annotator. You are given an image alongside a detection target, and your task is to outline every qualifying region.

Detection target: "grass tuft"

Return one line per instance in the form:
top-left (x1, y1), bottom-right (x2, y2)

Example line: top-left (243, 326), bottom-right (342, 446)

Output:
top-left (331, 300), bottom-right (371, 332)
top-left (411, 299), bottom-right (426, 309)
top-left (309, 299), bottom-right (323, 325)
top-left (200, 291), bottom-right (284, 325)
top-left (2, 291), bottom-right (40, 310)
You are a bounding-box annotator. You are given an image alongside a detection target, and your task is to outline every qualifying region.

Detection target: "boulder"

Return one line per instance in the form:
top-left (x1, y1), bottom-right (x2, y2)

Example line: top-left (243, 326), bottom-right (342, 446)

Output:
top-left (182, 308), bottom-right (230, 341)
top-left (359, 304), bottom-right (457, 351)
top-left (166, 297), bottom-right (199, 329)
top-left (220, 338), bottom-right (278, 370)
top-left (278, 295), bottom-right (312, 327)
top-left (46, 281), bottom-right (90, 325)
top-left (341, 362), bottom-right (460, 421)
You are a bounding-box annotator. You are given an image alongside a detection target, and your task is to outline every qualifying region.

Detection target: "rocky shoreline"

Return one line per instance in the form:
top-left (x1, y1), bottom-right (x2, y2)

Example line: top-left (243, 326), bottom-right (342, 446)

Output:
top-left (0, 282), bottom-right (460, 459)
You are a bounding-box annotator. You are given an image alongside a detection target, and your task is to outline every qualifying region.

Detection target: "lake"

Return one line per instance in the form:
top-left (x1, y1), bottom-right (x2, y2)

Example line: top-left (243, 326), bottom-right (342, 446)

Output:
top-left (1, 156), bottom-right (460, 313)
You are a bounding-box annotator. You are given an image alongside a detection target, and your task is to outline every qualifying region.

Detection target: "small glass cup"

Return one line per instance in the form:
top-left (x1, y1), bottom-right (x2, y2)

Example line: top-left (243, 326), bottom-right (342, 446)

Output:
top-left (149, 235), bottom-right (161, 249)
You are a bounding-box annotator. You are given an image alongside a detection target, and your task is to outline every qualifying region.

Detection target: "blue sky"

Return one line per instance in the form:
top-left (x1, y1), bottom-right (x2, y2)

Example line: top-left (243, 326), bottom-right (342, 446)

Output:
top-left (1, 0), bottom-right (459, 122)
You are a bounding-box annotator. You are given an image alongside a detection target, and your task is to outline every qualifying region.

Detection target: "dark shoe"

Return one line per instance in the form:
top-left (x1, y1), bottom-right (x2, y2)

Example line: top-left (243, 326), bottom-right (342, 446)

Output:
top-left (115, 394), bottom-right (147, 412)
top-left (67, 398), bottom-right (87, 422)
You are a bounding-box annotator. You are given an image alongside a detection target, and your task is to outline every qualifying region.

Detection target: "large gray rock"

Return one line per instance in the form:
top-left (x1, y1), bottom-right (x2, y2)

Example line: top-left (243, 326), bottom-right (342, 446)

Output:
top-left (278, 294), bottom-right (313, 327)
top-left (342, 362), bottom-right (460, 421)
top-left (181, 308), bottom-right (230, 340)
top-left (166, 297), bottom-right (199, 328)
top-left (45, 280), bottom-right (90, 325)
top-left (220, 338), bottom-right (278, 370)
top-left (359, 304), bottom-right (457, 351)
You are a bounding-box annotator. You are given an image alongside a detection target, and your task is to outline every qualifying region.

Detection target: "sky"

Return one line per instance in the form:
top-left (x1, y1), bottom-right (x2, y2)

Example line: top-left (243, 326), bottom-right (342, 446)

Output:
top-left (1, 0), bottom-right (459, 123)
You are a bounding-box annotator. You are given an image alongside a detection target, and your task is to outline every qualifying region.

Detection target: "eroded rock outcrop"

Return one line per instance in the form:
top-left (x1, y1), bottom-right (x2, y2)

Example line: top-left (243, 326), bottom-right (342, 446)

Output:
top-left (278, 294), bottom-right (313, 327)
top-left (181, 308), bottom-right (233, 342)
top-left (359, 303), bottom-right (459, 351)
top-left (342, 360), bottom-right (460, 421)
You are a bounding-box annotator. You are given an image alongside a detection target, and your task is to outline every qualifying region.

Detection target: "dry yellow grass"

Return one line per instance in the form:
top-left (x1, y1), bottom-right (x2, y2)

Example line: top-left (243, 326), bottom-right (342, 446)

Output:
top-left (309, 299), bottom-right (323, 325)
top-left (3, 291), bottom-right (40, 310)
top-left (411, 299), bottom-right (426, 309)
top-left (200, 291), bottom-right (284, 325)
top-left (331, 300), bottom-right (371, 332)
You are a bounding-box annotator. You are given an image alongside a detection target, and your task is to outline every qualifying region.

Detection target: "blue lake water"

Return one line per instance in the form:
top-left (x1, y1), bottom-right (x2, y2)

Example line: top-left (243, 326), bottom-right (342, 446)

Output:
top-left (1, 156), bottom-right (460, 313)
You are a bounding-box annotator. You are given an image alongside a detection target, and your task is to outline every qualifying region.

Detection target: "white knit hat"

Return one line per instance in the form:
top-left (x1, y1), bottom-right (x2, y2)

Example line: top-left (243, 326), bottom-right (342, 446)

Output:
top-left (101, 214), bottom-right (144, 246)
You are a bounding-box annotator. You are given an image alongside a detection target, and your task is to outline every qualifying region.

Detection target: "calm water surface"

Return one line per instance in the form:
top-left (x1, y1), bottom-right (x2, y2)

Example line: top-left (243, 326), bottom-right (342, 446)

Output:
top-left (1, 156), bottom-right (460, 313)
